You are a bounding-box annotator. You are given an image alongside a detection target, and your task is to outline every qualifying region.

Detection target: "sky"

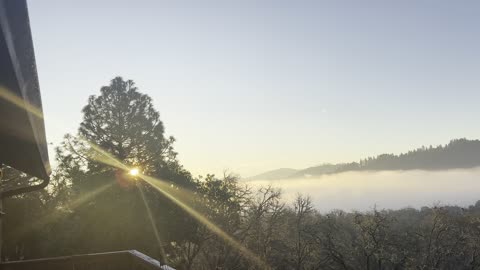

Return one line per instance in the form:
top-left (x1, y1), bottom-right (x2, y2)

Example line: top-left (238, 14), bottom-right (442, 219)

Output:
top-left (27, 0), bottom-right (480, 177)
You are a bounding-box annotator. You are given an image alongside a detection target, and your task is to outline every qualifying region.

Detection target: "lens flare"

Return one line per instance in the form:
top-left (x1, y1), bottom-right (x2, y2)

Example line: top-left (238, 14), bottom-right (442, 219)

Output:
top-left (81, 139), bottom-right (270, 269)
top-left (0, 86), bottom-right (44, 119)
top-left (12, 182), bottom-right (113, 238)
top-left (137, 182), bottom-right (167, 264)
top-left (129, 168), bottom-right (140, 176)
top-left (80, 137), bottom-right (128, 171)
top-left (139, 174), bottom-right (269, 269)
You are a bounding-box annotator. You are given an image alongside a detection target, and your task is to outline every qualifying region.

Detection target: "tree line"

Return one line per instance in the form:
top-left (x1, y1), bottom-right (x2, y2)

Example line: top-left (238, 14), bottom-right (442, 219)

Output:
top-left (288, 138), bottom-right (480, 179)
top-left (2, 77), bottom-right (480, 269)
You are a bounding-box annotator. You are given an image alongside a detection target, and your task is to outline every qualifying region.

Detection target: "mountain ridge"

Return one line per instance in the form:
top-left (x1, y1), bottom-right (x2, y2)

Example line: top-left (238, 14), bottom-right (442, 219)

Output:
top-left (245, 168), bottom-right (298, 180)
top-left (247, 138), bottom-right (480, 180)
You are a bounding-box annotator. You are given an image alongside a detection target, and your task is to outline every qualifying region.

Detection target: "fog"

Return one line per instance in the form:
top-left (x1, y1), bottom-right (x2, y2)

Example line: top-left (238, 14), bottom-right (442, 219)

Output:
top-left (245, 168), bottom-right (480, 212)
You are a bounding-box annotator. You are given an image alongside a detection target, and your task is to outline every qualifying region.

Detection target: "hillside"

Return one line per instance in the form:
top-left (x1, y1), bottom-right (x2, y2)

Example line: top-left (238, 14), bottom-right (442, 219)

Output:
top-left (249, 138), bottom-right (480, 180)
top-left (247, 168), bottom-right (298, 180)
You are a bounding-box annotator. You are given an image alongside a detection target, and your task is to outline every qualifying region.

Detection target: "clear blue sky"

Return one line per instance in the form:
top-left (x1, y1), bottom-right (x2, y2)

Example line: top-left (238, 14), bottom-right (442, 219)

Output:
top-left (28, 0), bottom-right (480, 177)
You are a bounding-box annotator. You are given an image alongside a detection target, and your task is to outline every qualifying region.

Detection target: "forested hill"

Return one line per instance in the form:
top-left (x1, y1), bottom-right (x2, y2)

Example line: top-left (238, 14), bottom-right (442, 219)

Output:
top-left (249, 138), bottom-right (480, 180)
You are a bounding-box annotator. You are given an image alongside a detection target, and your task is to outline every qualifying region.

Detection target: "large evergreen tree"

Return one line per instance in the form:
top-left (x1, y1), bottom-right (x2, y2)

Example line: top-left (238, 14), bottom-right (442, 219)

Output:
top-left (79, 77), bottom-right (175, 175)
top-left (53, 77), bottom-right (196, 262)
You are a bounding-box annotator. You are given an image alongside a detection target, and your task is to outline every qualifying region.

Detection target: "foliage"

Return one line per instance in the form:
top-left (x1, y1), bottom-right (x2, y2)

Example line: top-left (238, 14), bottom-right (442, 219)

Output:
top-left (3, 77), bottom-right (480, 270)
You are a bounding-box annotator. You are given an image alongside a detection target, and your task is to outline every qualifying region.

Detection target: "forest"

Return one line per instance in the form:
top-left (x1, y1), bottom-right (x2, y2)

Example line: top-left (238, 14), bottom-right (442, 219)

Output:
top-left (3, 77), bottom-right (480, 270)
top-left (252, 139), bottom-right (480, 180)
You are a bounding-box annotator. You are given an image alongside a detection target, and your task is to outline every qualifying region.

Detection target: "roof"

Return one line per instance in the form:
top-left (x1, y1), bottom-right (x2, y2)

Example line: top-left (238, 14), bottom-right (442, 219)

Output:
top-left (0, 0), bottom-right (50, 180)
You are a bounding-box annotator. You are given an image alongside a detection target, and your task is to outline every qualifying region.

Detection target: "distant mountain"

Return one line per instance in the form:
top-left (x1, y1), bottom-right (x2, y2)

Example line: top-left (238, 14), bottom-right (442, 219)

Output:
top-left (291, 162), bottom-right (362, 178)
top-left (289, 164), bottom-right (341, 178)
top-left (247, 168), bottom-right (298, 180)
top-left (248, 138), bottom-right (480, 180)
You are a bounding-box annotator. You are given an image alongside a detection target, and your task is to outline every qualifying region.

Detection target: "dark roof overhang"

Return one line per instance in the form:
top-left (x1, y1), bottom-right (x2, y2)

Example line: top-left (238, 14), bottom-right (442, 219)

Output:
top-left (0, 0), bottom-right (50, 182)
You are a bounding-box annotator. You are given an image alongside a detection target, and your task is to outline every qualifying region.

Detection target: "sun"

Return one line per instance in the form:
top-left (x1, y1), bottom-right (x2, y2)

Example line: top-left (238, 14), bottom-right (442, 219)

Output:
top-left (129, 168), bottom-right (140, 176)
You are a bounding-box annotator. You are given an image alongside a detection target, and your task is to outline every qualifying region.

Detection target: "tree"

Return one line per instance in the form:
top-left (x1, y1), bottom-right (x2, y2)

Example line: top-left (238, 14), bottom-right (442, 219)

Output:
top-left (79, 77), bottom-right (179, 176)
top-left (52, 77), bottom-right (196, 264)
top-left (1, 165), bottom-right (69, 260)
top-left (190, 174), bottom-right (251, 269)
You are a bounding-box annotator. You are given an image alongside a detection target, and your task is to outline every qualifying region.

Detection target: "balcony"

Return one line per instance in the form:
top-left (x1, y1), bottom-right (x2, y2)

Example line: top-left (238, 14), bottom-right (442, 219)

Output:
top-left (0, 250), bottom-right (175, 270)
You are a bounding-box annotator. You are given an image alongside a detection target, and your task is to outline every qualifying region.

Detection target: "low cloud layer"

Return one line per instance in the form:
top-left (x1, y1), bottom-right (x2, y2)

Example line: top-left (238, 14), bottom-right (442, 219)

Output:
top-left (246, 168), bottom-right (480, 212)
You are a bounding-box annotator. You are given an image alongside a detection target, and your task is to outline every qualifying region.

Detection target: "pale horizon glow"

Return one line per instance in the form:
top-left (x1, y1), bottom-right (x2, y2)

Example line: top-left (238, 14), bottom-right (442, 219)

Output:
top-left (27, 1), bottom-right (480, 177)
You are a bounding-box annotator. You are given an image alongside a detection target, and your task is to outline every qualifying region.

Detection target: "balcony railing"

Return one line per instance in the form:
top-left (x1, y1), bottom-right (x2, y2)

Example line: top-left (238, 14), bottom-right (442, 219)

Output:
top-left (0, 250), bottom-right (175, 270)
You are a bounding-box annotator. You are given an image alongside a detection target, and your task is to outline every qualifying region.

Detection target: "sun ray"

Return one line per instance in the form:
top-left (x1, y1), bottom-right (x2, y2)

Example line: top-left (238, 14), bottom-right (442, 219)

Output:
top-left (82, 139), bottom-right (270, 269)
top-left (80, 137), bottom-right (129, 171)
top-left (140, 174), bottom-right (270, 269)
top-left (0, 86), bottom-right (44, 119)
top-left (12, 182), bottom-right (114, 238)
top-left (137, 181), bottom-right (167, 264)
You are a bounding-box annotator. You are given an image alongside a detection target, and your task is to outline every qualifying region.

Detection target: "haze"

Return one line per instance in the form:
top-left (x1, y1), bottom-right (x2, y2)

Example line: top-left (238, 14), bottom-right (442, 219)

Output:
top-left (246, 169), bottom-right (480, 212)
top-left (27, 0), bottom-right (480, 176)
